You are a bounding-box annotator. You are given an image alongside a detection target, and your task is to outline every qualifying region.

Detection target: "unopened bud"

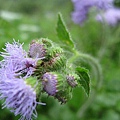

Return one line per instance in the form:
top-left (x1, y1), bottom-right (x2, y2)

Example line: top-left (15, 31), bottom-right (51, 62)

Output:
top-left (54, 87), bottom-right (72, 104)
top-left (42, 72), bottom-right (63, 96)
top-left (29, 40), bottom-right (46, 58)
top-left (44, 54), bottom-right (66, 71)
top-left (66, 73), bottom-right (79, 87)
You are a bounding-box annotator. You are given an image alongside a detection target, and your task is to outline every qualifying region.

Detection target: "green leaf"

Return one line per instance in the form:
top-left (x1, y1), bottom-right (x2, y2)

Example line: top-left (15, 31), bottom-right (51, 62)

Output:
top-left (56, 13), bottom-right (74, 49)
top-left (76, 66), bottom-right (90, 96)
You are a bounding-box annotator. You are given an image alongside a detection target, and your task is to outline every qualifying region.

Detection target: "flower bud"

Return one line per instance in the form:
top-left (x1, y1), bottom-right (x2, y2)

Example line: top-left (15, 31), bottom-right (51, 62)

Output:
top-left (48, 46), bottom-right (64, 58)
top-left (28, 40), bottom-right (46, 59)
top-left (43, 54), bottom-right (66, 71)
top-left (66, 73), bottom-right (79, 87)
top-left (54, 86), bottom-right (72, 104)
top-left (42, 72), bottom-right (72, 104)
top-left (40, 38), bottom-right (53, 47)
top-left (45, 45), bottom-right (66, 70)
top-left (42, 72), bottom-right (63, 96)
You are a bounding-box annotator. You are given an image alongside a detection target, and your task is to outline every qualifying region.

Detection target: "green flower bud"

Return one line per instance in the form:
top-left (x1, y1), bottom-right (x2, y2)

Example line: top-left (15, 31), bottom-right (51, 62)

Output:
top-left (54, 86), bottom-right (72, 104)
top-left (40, 38), bottom-right (53, 47)
top-left (43, 54), bottom-right (66, 71)
top-left (45, 44), bottom-right (66, 70)
top-left (48, 46), bottom-right (64, 58)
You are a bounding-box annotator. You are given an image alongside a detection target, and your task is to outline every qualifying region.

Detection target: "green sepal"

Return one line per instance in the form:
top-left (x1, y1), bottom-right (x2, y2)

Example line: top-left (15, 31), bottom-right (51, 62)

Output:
top-left (34, 60), bottom-right (46, 77)
top-left (54, 72), bottom-right (65, 91)
top-left (54, 85), bottom-right (72, 104)
top-left (54, 73), bottom-right (73, 104)
top-left (39, 38), bottom-right (53, 47)
top-left (25, 76), bottom-right (42, 98)
top-left (26, 77), bottom-right (37, 87)
top-left (45, 54), bottom-right (66, 71)
top-left (48, 46), bottom-right (64, 58)
top-left (40, 45), bottom-right (66, 71)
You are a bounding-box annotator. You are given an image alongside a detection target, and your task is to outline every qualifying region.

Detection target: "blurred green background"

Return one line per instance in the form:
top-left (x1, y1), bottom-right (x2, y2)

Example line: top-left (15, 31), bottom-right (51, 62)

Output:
top-left (0, 0), bottom-right (120, 120)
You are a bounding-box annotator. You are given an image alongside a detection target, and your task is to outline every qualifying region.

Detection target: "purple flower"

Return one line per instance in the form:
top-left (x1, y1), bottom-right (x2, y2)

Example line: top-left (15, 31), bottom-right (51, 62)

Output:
top-left (0, 71), bottom-right (45, 120)
top-left (96, 0), bottom-right (113, 10)
top-left (0, 41), bottom-right (40, 78)
top-left (0, 62), bottom-right (45, 120)
top-left (0, 40), bottom-right (45, 120)
top-left (1, 78), bottom-right (36, 118)
top-left (71, 0), bottom-right (113, 25)
top-left (1, 40), bottom-right (27, 64)
top-left (96, 8), bottom-right (120, 26)
top-left (71, 8), bottom-right (89, 25)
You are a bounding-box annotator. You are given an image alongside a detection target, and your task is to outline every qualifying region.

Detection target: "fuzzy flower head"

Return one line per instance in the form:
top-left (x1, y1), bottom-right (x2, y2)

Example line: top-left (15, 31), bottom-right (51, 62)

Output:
top-left (0, 78), bottom-right (37, 120)
top-left (0, 41), bottom-right (42, 78)
top-left (0, 60), bottom-right (45, 120)
top-left (0, 40), bottom-right (45, 120)
top-left (1, 40), bottom-right (27, 60)
top-left (0, 71), bottom-right (45, 120)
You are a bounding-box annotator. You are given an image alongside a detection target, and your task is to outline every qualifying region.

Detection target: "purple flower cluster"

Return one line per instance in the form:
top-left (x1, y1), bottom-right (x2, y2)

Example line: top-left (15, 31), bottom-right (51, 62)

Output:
top-left (0, 39), bottom-right (81, 119)
top-left (0, 41), bottom-right (37, 78)
top-left (0, 41), bottom-right (45, 120)
top-left (71, 0), bottom-right (120, 26)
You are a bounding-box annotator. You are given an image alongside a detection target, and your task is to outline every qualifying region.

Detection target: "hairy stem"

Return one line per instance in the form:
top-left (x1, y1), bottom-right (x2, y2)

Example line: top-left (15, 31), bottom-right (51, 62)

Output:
top-left (68, 49), bottom-right (103, 118)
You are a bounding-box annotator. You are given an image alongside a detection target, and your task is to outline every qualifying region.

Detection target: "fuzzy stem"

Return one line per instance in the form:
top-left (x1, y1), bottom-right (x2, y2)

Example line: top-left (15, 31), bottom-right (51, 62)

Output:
top-left (68, 49), bottom-right (102, 89)
top-left (68, 49), bottom-right (103, 118)
top-left (78, 52), bottom-right (103, 90)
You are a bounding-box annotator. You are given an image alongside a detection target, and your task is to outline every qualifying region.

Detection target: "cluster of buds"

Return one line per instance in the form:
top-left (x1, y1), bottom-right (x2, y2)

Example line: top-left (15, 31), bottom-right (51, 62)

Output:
top-left (28, 38), bottom-right (80, 104)
top-left (0, 38), bottom-right (81, 120)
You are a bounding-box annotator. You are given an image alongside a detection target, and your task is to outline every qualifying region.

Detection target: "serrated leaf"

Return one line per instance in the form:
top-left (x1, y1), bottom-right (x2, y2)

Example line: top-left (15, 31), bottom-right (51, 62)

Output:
top-left (76, 66), bottom-right (90, 96)
top-left (56, 13), bottom-right (74, 49)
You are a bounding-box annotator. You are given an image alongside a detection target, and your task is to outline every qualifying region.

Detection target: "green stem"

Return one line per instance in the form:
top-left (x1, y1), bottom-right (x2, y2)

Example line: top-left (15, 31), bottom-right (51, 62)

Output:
top-left (67, 49), bottom-right (79, 64)
top-left (68, 49), bottom-right (103, 118)
top-left (78, 52), bottom-right (103, 90)
top-left (69, 49), bottom-right (102, 89)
